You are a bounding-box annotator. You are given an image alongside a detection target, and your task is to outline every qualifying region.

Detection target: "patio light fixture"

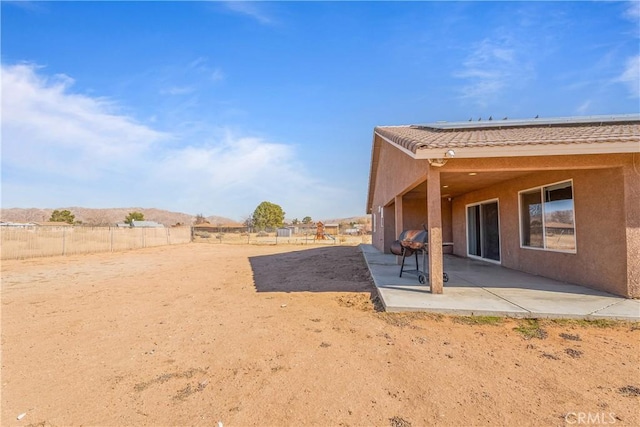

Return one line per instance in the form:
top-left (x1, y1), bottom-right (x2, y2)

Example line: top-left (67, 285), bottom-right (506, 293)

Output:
top-left (428, 158), bottom-right (448, 167)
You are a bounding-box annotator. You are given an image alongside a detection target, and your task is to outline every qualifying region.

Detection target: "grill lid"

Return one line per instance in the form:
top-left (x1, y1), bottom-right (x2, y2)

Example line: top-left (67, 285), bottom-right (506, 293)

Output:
top-left (399, 229), bottom-right (428, 250)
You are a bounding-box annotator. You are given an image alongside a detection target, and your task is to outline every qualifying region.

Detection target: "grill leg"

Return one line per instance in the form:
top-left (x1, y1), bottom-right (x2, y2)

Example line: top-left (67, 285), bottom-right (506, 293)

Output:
top-left (400, 248), bottom-right (407, 277)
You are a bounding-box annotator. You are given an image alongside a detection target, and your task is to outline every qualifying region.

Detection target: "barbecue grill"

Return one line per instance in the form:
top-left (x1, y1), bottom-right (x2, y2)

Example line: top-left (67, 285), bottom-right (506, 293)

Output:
top-left (390, 228), bottom-right (449, 284)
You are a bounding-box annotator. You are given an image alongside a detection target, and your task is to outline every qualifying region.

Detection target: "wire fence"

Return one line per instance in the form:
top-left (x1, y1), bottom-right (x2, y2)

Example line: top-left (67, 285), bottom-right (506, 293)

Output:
top-left (192, 231), bottom-right (372, 246)
top-left (1, 226), bottom-right (373, 260)
top-left (1, 226), bottom-right (192, 260)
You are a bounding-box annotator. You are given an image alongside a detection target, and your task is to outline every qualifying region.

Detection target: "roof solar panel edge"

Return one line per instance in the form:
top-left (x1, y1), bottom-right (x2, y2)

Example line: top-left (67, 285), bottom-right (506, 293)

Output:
top-left (412, 114), bottom-right (640, 131)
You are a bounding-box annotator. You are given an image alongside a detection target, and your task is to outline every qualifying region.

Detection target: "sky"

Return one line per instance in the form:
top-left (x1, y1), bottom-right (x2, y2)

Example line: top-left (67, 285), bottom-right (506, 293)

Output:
top-left (2, 1), bottom-right (639, 221)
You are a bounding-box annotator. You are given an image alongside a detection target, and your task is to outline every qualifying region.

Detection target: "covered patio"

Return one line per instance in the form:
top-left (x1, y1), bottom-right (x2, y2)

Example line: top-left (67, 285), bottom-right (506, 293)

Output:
top-left (360, 244), bottom-right (640, 320)
top-left (367, 115), bottom-right (640, 298)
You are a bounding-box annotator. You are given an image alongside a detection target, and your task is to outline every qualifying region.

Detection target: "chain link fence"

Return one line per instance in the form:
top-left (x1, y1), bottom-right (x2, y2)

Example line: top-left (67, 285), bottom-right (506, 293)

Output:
top-left (1, 226), bottom-right (192, 260)
top-left (192, 230), bottom-right (372, 246)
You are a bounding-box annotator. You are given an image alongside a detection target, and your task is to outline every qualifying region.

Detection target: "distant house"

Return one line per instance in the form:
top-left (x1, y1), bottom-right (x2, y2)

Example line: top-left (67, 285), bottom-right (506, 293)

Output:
top-left (33, 221), bottom-right (73, 227)
top-left (0, 222), bottom-right (36, 228)
top-left (130, 220), bottom-right (164, 228)
top-left (366, 114), bottom-right (640, 298)
top-left (192, 223), bottom-right (247, 233)
top-left (324, 223), bottom-right (340, 236)
top-left (297, 224), bottom-right (316, 234)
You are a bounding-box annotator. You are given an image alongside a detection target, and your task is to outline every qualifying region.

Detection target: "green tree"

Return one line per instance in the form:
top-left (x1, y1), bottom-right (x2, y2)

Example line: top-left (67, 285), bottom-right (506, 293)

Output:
top-left (291, 218), bottom-right (299, 225)
top-left (49, 209), bottom-right (75, 224)
top-left (302, 216), bottom-right (312, 224)
top-left (251, 201), bottom-right (285, 230)
top-left (124, 211), bottom-right (145, 225)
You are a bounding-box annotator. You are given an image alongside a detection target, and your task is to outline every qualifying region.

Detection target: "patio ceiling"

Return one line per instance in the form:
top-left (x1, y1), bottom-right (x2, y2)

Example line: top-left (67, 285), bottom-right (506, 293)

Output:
top-left (403, 170), bottom-right (534, 199)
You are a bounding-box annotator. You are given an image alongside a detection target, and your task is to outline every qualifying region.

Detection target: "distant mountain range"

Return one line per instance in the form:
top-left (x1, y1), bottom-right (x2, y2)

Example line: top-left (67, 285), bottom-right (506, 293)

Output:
top-left (0, 207), bottom-right (370, 227)
top-left (0, 207), bottom-right (238, 226)
top-left (320, 216), bottom-right (371, 225)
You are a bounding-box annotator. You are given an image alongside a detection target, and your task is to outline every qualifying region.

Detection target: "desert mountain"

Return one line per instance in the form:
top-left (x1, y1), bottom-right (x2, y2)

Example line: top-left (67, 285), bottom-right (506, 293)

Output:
top-left (0, 207), bottom-right (239, 227)
top-left (1, 207), bottom-right (371, 228)
top-left (318, 216), bottom-right (371, 225)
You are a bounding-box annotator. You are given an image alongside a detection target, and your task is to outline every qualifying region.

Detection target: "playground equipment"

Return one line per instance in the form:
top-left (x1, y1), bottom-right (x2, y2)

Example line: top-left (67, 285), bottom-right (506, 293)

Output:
top-left (315, 221), bottom-right (336, 241)
top-left (316, 221), bottom-right (326, 239)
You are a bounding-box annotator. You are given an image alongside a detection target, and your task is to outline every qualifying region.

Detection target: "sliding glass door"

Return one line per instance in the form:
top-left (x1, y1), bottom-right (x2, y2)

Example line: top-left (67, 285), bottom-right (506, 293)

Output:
top-left (467, 200), bottom-right (501, 262)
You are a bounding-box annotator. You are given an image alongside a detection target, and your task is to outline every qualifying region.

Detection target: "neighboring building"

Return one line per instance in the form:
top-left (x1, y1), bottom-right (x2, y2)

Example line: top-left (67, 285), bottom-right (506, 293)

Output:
top-left (130, 220), bottom-right (164, 228)
top-left (324, 224), bottom-right (340, 236)
top-left (33, 221), bottom-right (73, 227)
top-left (0, 222), bottom-right (36, 228)
top-left (366, 114), bottom-right (640, 297)
top-left (192, 223), bottom-right (247, 233)
top-left (277, 227), bottom-right (294, 237)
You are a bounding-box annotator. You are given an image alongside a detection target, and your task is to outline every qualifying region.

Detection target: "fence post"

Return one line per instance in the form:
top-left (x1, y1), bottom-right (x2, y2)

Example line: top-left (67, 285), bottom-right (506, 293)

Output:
top-left (110, 227), bottom-right (114, 252)
top-left (62, 227), bottom-right (66, 256)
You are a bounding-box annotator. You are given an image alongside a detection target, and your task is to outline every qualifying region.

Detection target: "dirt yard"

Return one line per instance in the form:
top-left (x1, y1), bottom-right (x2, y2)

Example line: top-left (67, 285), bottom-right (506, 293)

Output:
top-left (2, 244), bottom-right (638, 426)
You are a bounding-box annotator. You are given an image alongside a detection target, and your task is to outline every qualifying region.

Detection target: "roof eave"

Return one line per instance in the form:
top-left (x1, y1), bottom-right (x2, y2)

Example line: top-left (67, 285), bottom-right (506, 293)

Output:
top-left (413, 141), bottom-right (640, 160)
top-left (366, 131), bottom-right (382, 214)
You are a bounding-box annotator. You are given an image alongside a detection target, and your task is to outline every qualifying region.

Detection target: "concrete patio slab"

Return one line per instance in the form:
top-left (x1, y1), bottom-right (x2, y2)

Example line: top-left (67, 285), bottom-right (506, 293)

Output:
top-left (590, 298), bottom-right (640, 321)
top-left (360, 244), bottom-right (640, 321)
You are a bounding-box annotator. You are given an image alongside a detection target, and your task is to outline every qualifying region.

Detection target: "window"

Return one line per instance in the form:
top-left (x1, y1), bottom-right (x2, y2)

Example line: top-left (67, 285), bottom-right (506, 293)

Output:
top-left (520, 180), bottom-right (576, 252)
top-left (373, 210), bottom-right (377, 233)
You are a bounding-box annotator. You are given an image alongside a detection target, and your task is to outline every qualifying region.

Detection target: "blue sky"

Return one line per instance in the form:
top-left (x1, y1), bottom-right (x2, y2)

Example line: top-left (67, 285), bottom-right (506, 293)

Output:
top-left (2, 1), bottom-right (639, 221)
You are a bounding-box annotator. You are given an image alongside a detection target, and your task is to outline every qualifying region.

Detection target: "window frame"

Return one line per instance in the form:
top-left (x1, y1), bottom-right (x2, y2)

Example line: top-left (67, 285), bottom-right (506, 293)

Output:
top-left (518, 179), bottom-right (577, 254)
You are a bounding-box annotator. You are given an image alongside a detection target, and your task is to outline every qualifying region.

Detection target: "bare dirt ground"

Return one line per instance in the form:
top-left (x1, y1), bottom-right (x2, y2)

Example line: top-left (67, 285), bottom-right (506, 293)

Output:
top-left (1, 243), bottom-right (638, 427)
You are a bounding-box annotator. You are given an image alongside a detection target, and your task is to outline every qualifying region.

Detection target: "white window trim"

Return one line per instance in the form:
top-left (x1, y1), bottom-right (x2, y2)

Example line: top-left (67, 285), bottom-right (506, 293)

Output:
top-left (465, 198), bottom-right (502, 265)
top-left (518, 179), bottom-right (577, 254)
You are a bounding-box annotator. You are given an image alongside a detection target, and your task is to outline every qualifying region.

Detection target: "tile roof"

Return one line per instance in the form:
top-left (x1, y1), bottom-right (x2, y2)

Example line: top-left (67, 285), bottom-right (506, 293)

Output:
top-left (375, 118), bottom-right (640, 154)
top-left (367, 114), bottom-right (640, 213)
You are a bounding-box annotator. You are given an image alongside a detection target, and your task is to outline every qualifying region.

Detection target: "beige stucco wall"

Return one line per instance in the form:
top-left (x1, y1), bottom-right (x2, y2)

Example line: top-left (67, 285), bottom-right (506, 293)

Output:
top-left (369, 135), bottom-right (639, 297)
top-left (401, 197), bottom-right (426, 230)
top-left (451, 167), bottom-right (635, 297)
top-left (371, 138), bottom-right (430, 253)
top-left (623, 159), bottom-right (640, 297)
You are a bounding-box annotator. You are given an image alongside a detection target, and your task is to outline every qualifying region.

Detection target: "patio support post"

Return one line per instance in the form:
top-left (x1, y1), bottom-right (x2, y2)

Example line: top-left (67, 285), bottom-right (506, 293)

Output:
top-left (395, 195), bottom-right (404, 264)
top-left (427, 165), bottom-right (444, 294)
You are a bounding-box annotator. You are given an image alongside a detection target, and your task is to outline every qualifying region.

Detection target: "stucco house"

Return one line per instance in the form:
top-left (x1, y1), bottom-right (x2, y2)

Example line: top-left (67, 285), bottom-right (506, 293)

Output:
top-left (366, 114), bottom-right (640, 298)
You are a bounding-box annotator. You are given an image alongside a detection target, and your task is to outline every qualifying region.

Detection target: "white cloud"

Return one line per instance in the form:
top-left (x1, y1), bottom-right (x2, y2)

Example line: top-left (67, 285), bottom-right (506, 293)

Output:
top-left (160, 86), bottom-right (195, 96)
top-left (2, 63), bottom-right (169, 178)
top-left (211, 67), bottom-right (225, 82)
top-left (624, 1), bottom-right (640, 22)
top-left (150, 128), bottom-right (349, 219)
top-left (153, 58), bottom-right (225, 101)
top-left (455, 37), bottom-right (533, 106)
top-left (615, 55), bottom-right (640, 98)
top-left (222, 1), bottom-right (274, 25)
top-left (576, 100), bottom-right (592, 114)
top-left (1, 63), bottom-right (342, 219)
